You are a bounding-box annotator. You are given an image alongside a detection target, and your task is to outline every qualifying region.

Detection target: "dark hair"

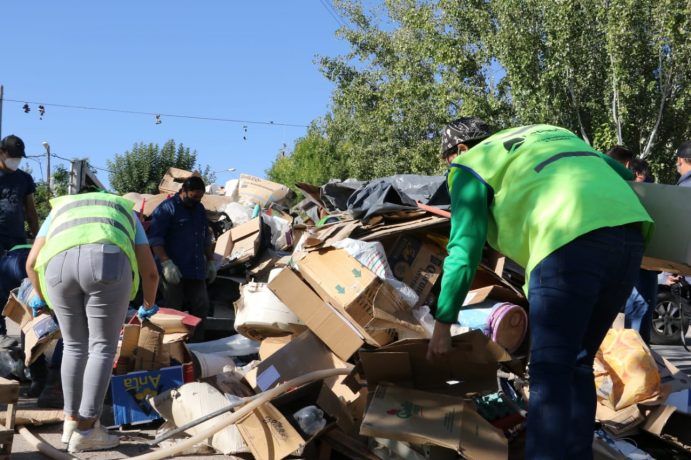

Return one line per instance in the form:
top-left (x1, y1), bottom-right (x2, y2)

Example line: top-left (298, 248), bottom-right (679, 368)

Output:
top-left (629, 158), bottom-right (654, 181)
top-left (606, 145), bottom-right (634, 163)
top-left (181, 176), bottom-right (205, 192)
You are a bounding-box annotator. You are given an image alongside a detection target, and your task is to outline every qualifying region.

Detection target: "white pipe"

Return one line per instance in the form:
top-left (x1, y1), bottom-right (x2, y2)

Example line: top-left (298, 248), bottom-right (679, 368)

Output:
top-left (17, 426), bottom-right (78, 460)
top-left (20, 368), bottom-right (350, 460)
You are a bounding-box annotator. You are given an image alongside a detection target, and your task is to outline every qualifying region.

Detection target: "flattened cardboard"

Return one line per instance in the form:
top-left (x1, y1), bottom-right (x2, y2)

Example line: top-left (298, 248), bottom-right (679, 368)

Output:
top-left (237, 380), bottom-right (357, 460)
top-left (642, 404), bottom-right (691, 451)
top-left (631, 182), bottom-right (691, 275)
top-left (158, 167), bottom-right (199, 194)
top-left (296, 249), bottom-right (423, 344)
top-left (238, 174), bottom-right (291, 207)
top-left (462, 285), bottom-right (527, 307)
top-left (134, 321), bottom-right (165, 371)
top-left (244, 331), bottom-right (350, 393)
top-left (359, 329), bottom-right (515, 395)
top-left (268, 268), bottom-right (365, 361)
top-left (2, 288), bottom-right (32, 328)
top-left (388, 234), bottom-right (446, 306)
top-left (236, 402), bottom-right (303, 460)
top-left (22, 314), bottom-right (61, 366)
top-left (360, 385), bottom-right (507, 460)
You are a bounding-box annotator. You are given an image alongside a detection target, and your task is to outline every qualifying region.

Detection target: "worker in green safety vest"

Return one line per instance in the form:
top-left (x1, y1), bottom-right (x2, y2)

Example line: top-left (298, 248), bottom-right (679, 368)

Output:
top-left (428, 118), bottom-right (653, 460)
top-left (25, 191), bottom-right (161, 453)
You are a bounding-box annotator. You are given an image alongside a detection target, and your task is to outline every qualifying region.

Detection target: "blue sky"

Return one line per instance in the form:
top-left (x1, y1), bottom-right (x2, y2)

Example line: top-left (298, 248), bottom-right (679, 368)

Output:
top-left (0, 2), bottom-right (349, 188)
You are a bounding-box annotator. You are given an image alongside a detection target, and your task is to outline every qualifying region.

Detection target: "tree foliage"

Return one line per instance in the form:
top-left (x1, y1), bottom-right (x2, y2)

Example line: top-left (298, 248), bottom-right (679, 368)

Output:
top-left (107, 140), bottom-right (215, 195)
top-left (31, 164), bottom-right (70, 223)
top-left (268, 0), bottom-right (690, 185)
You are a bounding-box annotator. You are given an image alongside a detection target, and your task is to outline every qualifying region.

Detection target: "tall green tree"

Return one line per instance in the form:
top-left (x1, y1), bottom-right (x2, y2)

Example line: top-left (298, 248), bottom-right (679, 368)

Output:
top-left (270, 0), bottom-right (689, 185)
top-left (29, 164), bottom-right (70, 223)
top-left (107, 140), bottom-right (215, 195)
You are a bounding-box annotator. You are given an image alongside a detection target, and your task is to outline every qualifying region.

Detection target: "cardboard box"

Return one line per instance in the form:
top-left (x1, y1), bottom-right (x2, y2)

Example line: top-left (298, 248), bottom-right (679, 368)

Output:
top-left (22, 314), bottom-right (61, 366)
top-left (388, 234), bottom-right (446, 306)
top-left (2, 288), bottom-right (32, 328)
top-left (642, 404), bottom-right (691, 451)
top-left (268, 268), bottom-right (366, 361)
top-left (296, 249), bottom-right (425, 344)
top-left (238, 174), bottom-right (290, 207)
top-left (111, 365), bottom-right (185, 426)
top-left (360, 385), bottom-right (507, 460)
top-left (135, 321), bottom-right (166, 371)
top-left (244, 331), bottom-right (350, 393)
top-left (215, 217), bottom-right (261, 264)
top-left (463, 285), bottom-right (527, 308)
top-left (158, 167), bottom-right (199, 194)
top-left (237, 380), bottom-right (358, 460)
top-left (631, 182), bottom-right (691, 275)
top-left (359, 329), bottom-right (516, 395)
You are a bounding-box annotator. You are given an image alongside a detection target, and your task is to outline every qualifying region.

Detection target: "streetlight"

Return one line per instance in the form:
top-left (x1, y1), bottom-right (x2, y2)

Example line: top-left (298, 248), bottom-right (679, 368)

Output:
top-left (42, 141), bottom-right (51, 191)
top-left (214, 167), bottom-right (237, 174)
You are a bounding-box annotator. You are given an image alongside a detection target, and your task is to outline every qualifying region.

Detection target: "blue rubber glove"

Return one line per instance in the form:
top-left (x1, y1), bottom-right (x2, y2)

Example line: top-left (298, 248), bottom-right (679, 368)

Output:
top-left (137, 304), bottom-right (160, 321)
top-left (28, 294), bottom-right (48, 317)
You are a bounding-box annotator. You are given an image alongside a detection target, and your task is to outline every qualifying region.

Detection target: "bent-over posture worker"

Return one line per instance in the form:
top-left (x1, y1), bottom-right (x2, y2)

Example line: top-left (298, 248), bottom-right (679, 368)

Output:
top-left (429, 119), bottom-right (653, 460)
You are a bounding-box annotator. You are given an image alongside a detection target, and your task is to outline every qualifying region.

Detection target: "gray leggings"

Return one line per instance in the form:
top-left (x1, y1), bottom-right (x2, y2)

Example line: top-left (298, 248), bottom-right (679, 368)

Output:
top-left (45, 244), bottom-right (132, 419)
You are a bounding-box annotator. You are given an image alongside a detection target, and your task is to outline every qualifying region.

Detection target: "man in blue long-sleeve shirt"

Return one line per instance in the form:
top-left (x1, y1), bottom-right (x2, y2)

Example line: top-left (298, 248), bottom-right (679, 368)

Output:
top-left (148, 176), bottom-right (217, 341)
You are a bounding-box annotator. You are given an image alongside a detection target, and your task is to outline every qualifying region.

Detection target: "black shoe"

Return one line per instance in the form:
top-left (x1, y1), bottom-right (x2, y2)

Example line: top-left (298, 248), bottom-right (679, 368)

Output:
top-left (37, 380), bottom-right (63, 408)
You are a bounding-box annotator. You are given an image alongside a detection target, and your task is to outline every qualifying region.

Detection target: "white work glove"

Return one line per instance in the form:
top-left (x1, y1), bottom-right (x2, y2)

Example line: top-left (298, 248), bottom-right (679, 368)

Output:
top-left (161, 259), bottom-right (182, 284)
top-left (206, 260), bottom-right (217, 284)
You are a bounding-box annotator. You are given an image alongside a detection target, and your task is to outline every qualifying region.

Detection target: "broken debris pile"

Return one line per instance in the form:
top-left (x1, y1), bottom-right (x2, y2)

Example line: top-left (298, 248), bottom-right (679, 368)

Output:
top-left (113, 171), bottom-right (691, 458)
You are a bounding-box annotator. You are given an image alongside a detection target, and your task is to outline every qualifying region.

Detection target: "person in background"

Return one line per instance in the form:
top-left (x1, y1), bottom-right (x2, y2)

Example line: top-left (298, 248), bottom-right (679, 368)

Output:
top-left (663, 140), bottom-right (691, 286)
top-left (430, 119), bottom-right (652, 459)
top-left (0, 135), bottom-right (38, 347)
top-left (25, 191), bottom-right (160, 453)
top-left (148, 176), bottom-right (216, 342)
top-left (605, 148), bottom-right (658, 343)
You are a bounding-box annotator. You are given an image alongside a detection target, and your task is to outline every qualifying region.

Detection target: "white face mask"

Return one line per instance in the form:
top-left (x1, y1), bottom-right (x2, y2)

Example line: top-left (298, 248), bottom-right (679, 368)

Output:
top-left (2, 157), bottom-right (21, 171)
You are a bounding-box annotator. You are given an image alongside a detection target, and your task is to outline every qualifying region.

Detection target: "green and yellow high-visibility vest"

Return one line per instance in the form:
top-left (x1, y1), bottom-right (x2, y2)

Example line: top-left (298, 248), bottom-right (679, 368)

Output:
top-left (448, 124), bottom-right (653, 283)
top-left (35, 193), bottom-right (140, 307)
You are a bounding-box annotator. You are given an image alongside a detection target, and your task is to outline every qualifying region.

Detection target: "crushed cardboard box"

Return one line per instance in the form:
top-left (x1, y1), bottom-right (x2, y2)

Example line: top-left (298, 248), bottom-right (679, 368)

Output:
top-left (360, 384), bottom-right (507, 460)
top-left (215, 217), bottom-right (262, 265)
top-left (238, 174), bottom-right (291, 207)
top-left (22, 314), bottom-right (61, 366)
top-left (2, 288), bottom-right (32, 328)
top-left (359, 329), bottom-right (517, 396)
top-left (158, 167), bottom-right (200, 194)
top-left (296, 248), bottom-right (425, 345)
top-left (387, 234), bottom-right (446, 306)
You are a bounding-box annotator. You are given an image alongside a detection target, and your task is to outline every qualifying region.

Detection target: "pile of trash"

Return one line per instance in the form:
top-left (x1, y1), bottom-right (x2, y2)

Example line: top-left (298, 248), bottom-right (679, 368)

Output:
top-left (5, 167), bottom-right (690, 459)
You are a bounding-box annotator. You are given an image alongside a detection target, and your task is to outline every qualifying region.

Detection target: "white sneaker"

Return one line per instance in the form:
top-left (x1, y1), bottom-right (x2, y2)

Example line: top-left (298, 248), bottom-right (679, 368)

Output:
top-left (68, 424), bottom-right (119, 453)
top-left (61, 420), bottom-right (78, 444)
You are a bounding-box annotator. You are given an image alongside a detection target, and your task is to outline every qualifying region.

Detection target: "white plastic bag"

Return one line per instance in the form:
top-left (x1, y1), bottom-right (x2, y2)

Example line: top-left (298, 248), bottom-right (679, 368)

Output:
top-left (332, 238), bottom-right (419, 307)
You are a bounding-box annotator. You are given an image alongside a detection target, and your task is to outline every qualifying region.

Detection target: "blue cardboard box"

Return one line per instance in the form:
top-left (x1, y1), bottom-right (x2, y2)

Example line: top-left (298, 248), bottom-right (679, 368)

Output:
top-left (111, 365), bottom-right (184, 426)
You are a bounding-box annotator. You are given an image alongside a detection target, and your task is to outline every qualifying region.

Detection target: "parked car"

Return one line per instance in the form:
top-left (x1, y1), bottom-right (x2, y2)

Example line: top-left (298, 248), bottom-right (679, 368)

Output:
top-left (651, 279), bottom-right (691, 345)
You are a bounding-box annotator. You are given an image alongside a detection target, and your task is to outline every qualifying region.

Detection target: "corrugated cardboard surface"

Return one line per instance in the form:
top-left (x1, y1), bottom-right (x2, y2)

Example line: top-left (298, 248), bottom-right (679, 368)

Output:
top-left (244, 331), bottom-right (350, 393)
top-left (158, 167), bottom-right (198, 194)
top-left (238, 174), bottom-right (290, 207)
top-left (215, 217), bottom-right (261, 263)
top-left (388, 234), bottom-right (446, 306)
top-left (22, 314), bottom-right (61, 366)
top-left (361, 385), bottom-right (507, 460)
top-left (268, 268), bottom-right (365, 361)
top-left (359, 329), bottom-right (515, 395)
top-left (297, 249), bottom-right (422, 345)
top-left (2, 289), bottom-right (32, 328)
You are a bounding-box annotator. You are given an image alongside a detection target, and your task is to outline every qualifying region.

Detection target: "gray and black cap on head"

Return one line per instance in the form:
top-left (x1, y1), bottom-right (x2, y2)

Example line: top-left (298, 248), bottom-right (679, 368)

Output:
top-left (440, 117), bottom-right (492, 158)
top-left (0, 134), bottom-right (26, 158)
top-left (675, 141), bottom-right (691, 159)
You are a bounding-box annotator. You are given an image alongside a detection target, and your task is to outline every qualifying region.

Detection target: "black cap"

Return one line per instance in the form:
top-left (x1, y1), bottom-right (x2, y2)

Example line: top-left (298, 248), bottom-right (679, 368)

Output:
top-left (440, 117), bottom-right (492, 158)
top-left (0, 135), bottom-right (26, 158)
top-left (675, 141), bottom-right (691, 159)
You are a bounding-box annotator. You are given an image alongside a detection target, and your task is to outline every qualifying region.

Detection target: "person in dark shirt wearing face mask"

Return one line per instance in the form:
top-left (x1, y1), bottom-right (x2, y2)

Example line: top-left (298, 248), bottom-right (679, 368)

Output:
top-left (148, 176), bottom-right (216, 341)
top-left (0, 134), bottom-right (39, 344)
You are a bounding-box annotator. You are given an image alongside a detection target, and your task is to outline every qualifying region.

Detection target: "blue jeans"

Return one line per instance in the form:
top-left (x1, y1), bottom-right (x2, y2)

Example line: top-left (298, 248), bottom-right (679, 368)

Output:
top-left (624, 269), bottom-right (658, 344)
top-left (526, 225), bottom-right (644, 460)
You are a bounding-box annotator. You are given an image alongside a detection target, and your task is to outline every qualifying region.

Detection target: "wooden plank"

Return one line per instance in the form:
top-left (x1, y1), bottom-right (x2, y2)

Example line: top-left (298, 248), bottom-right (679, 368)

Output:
top-left (0, 379), bottom-right (19, 405)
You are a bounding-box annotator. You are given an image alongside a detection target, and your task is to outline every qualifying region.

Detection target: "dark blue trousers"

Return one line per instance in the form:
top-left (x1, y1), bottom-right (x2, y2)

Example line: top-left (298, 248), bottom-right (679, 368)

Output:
top-left (526, 225), bottom-right (644, 460)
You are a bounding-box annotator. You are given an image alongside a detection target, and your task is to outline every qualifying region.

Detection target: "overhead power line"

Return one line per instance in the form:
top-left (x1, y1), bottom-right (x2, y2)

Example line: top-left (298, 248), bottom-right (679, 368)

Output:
top-left (4, 98), bottom-right (309, 128)
top-left (319, 0), bottom-right (346, 27)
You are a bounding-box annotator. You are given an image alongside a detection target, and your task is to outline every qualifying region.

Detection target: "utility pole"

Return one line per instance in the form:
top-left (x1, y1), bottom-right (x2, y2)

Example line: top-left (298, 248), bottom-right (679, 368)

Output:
top-left (42, 142), bottom-right (51, 192)
top-left (0, 85), bottom-right (4, 139)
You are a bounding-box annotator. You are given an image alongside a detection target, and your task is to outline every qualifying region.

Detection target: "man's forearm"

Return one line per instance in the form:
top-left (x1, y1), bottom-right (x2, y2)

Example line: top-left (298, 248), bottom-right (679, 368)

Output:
top-left (152, 245), bottom-right (170, 262)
